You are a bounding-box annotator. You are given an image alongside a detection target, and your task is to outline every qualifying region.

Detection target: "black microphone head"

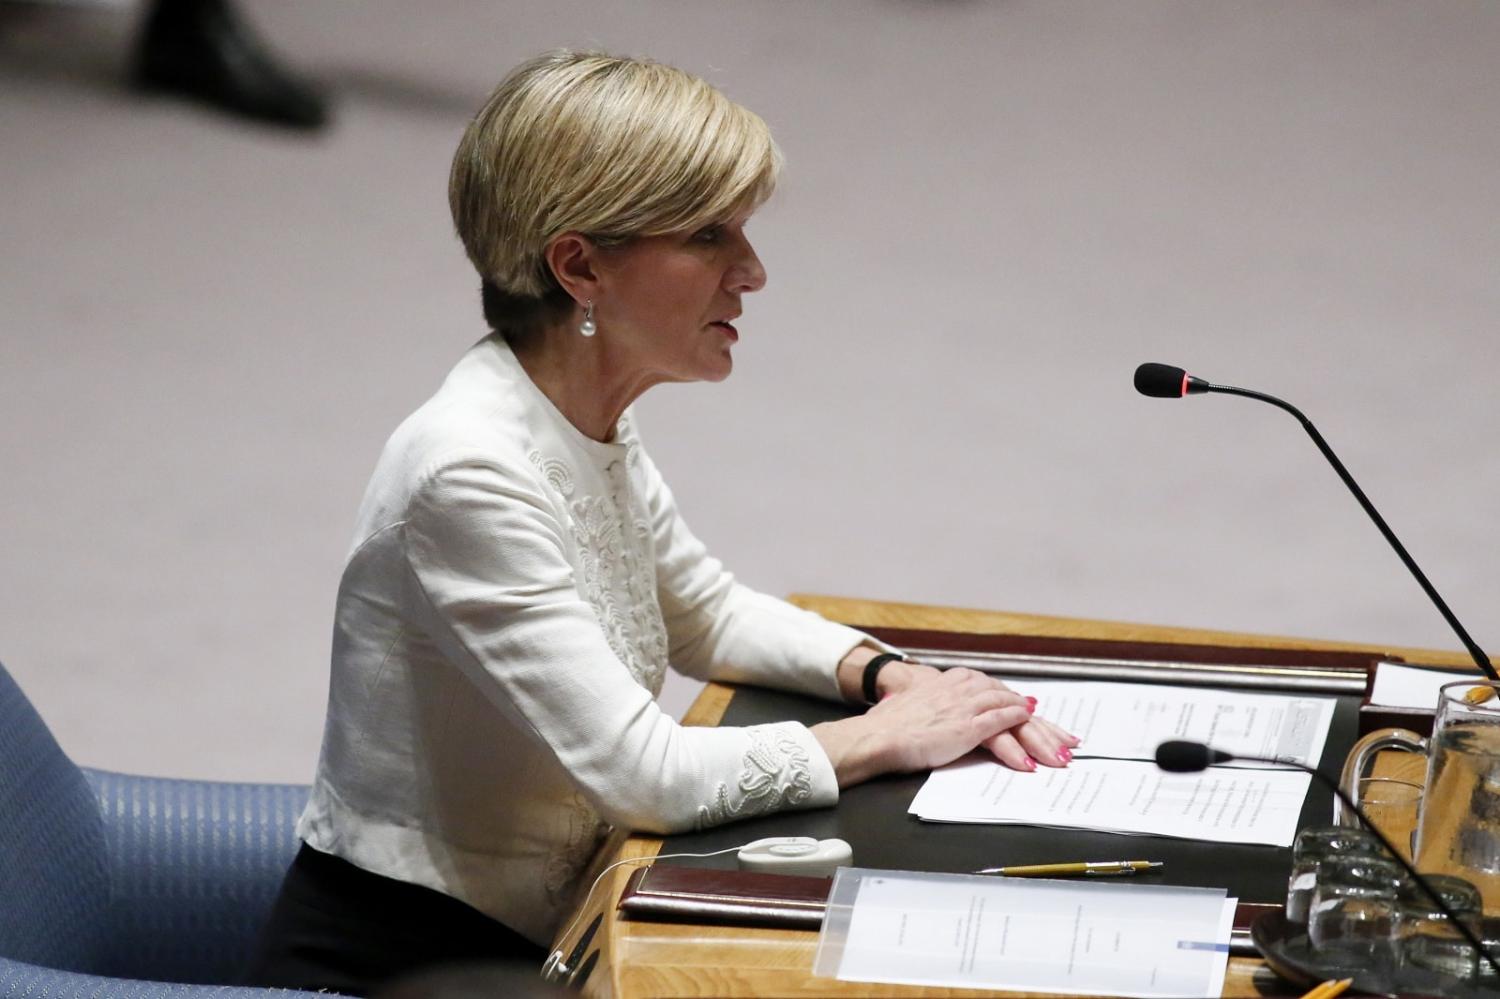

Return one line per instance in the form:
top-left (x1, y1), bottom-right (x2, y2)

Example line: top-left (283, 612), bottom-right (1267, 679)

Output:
top-left (1134, 363), bottom-right (1190, 398)
top-left (1155, 740), bottom-right (1233, 773)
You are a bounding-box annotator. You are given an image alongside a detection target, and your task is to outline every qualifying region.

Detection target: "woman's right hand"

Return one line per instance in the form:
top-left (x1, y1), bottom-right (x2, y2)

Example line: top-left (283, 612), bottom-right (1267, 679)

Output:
top-left (810, 667), bottom-right (1041, 788)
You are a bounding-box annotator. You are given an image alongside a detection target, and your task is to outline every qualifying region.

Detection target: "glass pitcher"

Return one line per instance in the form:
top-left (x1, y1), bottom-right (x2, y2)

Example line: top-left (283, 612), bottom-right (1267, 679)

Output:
top-left (1340, 680), bottom-right (1500, 914)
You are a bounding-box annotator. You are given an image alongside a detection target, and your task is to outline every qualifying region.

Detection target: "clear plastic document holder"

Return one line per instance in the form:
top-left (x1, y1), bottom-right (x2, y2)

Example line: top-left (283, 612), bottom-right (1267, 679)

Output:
top-left (813, 867), bottom-right (1235, 998)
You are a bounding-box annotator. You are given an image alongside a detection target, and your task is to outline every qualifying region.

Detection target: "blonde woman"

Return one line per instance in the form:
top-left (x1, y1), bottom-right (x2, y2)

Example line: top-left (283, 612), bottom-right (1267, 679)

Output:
top-left (247, 51), bottom-right (1077, 995)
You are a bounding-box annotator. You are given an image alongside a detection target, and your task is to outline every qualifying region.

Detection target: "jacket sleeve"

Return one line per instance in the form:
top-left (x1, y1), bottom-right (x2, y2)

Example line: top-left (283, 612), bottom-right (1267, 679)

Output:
top-left (638, 449), bottom-right (885, 700)
top-left (399, 457), bottom-right (838, 833)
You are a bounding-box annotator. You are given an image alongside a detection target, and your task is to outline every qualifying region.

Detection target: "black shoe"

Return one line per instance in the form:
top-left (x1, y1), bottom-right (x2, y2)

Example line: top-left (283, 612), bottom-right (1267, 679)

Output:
top-left (133, 0), bottom-right (329, 130)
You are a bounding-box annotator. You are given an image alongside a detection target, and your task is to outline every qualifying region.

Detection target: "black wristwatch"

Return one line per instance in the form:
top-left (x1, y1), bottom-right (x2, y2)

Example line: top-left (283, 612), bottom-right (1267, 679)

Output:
top-left (861, 653), bottom-right (906, 705)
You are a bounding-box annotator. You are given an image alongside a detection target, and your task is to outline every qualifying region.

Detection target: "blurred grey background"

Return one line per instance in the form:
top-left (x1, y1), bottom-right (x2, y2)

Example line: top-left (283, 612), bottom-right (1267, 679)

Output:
top-left (2, 0), bottom-right (1496, 782)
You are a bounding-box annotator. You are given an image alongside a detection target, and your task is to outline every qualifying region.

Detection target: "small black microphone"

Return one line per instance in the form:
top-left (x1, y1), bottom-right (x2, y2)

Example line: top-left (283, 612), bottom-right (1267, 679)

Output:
top-left (1133, 362), bottom-right (1210, 398)
top-left (1156, 739), bottom-right (1500, 979)
top-left (1132, 362), bottom-right (1498, 684)
top-left (1153, 739), bottom-right (1231, 772)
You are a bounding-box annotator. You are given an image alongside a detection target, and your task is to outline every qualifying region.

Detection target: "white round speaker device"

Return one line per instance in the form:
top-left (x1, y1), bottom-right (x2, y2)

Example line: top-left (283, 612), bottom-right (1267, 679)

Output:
top-left (735, 836), bottom-right (853, 877)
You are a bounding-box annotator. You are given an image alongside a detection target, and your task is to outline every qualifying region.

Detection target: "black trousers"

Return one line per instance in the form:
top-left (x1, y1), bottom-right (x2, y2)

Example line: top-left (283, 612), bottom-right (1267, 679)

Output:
top-left (244, 844), bottom-right (546, 997)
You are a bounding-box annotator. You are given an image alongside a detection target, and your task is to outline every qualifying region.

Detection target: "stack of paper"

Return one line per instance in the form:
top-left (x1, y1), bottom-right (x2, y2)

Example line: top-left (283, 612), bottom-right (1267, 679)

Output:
top-left (909, 679), bottom-right (1335, 847)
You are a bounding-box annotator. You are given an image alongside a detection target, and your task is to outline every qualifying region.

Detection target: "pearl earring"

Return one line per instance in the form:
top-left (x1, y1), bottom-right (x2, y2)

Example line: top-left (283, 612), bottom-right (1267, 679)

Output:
top-left (580, 300), bottom-right (597, 337)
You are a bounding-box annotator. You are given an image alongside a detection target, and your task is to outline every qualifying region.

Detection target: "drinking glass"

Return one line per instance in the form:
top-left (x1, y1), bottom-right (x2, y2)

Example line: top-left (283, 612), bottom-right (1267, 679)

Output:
top-left (1475, 916), bottom-right (1500, 983)
top-left (1397, 873), bottom-right (1483, 979)
top-left (1286, 825), bottom-right (1384, 928)
top-left (1308, 853), bottom-right (1406, 978)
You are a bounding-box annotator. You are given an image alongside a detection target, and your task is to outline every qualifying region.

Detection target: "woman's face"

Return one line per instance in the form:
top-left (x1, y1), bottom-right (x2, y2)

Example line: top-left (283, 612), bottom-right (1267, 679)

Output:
top-left (593, 216), bottom-right (766, 384)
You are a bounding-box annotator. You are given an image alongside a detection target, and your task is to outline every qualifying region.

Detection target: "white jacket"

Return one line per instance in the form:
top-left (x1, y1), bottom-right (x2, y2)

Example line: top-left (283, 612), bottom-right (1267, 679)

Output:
top-left (298, 335), bottom-right (871, 944)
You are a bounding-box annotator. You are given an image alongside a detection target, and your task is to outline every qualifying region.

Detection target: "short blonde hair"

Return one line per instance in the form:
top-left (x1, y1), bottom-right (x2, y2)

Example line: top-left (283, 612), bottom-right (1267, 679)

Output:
top-left (449, 51), bottom-right (781, 334)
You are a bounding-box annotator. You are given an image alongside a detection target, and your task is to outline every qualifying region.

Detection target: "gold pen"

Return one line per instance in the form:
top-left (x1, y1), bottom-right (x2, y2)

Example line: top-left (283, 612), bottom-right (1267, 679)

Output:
top-left (973, 860), bottom-right (1164, 877)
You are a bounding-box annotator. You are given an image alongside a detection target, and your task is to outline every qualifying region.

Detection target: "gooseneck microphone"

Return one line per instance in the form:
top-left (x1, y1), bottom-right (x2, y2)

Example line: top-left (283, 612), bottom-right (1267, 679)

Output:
top-left (1155, 740), bottom-right (1500, 979)
top-left (1133, 362), bottom-right (1499, 684)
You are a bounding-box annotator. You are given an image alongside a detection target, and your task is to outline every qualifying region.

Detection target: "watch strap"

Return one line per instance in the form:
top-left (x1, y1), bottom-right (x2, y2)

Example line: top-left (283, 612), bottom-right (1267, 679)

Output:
top-left (860, 652), bottom-right (906, 705)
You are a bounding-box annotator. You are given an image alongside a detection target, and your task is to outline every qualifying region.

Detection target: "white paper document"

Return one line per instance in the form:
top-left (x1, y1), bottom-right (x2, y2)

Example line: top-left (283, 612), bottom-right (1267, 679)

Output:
top-left (813, 867), bottom-right (1235, 998)
top-left (1005, 678), bottom-right (1335, 767)
top-left (911, 755), bottom-right (1313, 846)
top-left (1369, 660), bottom-right (1468, 710)
top-left (907, 679), bottom-right (1334, 847)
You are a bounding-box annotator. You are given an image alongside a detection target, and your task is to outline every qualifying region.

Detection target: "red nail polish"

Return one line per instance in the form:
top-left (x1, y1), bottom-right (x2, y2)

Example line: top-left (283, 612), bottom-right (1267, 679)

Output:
top-left (1024, 696), bottom-right (1037, 714)
top-left (1024, 756), bottom-right (1037, 771)
top-left (1058, 747), bottom-right (1072, 763)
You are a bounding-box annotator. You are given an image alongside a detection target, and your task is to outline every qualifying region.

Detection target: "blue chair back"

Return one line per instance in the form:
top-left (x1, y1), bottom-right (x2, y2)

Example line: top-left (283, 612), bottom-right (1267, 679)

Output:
top-left (0, 661), bottom-right (112, 972)
top-left (0, 661), bottom-right (312, 989)
top-left (83, 769), bottom-right (309, 983)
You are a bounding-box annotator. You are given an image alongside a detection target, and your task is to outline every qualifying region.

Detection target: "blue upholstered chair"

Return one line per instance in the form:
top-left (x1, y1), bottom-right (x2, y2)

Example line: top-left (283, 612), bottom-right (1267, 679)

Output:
top-left (0, 660), bottom-right (325, 997)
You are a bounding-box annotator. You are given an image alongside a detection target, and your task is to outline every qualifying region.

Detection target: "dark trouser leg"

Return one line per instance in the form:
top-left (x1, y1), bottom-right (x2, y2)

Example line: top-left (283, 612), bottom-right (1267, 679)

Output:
top-left (244, 844), bottom-right (545, 997)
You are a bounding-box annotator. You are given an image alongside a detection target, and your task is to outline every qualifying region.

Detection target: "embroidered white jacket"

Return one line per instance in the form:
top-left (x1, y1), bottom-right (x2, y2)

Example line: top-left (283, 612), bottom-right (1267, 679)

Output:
top-left (297, 334), bottom-right (871, 945)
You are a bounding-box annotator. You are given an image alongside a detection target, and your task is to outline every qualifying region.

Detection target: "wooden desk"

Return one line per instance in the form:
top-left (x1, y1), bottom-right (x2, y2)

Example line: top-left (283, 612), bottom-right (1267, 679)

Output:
top-left (557, 596), bottom-right (1465, 998)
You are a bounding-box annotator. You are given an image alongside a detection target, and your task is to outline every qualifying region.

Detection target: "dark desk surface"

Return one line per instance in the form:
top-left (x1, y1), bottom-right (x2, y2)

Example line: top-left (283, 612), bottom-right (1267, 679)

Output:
top-left (659, 683), bottom-right (1362, 909)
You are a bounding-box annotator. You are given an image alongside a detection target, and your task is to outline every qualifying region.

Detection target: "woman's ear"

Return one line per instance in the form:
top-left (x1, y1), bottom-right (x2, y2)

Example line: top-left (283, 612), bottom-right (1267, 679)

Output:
top-left (542, 232), bottom-right (599, 307)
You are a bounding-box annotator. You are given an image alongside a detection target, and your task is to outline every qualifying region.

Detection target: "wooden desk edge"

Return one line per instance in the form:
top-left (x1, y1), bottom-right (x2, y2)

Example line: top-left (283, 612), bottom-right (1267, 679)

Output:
top-left (561, 597), bottom-right (1463, 998)
top-left (787, 594), bottom-right (1482, 670)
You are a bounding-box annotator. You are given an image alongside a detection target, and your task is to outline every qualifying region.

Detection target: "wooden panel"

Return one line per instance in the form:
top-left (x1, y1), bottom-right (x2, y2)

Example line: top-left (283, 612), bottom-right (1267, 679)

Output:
top-left (680, 680), bottom-right (735, 729)
top-left (613, 923), bottom-right (1289, 997)
top-left (580, 884), bottom-right (1293, 997)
